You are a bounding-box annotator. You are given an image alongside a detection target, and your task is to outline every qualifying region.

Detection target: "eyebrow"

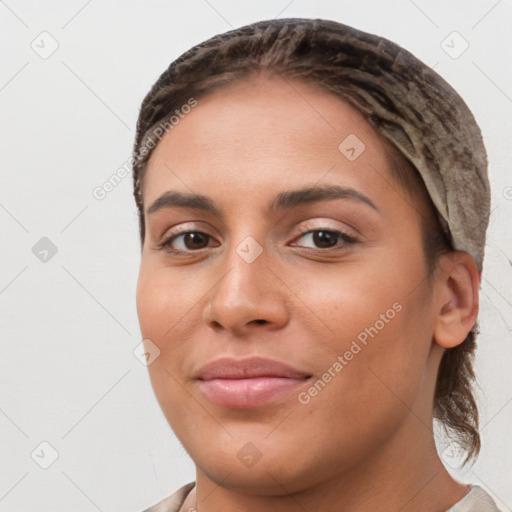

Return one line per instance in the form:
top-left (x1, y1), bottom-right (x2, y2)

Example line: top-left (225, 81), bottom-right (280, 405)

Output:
top-left (146, 184), bottom-right (379, 216)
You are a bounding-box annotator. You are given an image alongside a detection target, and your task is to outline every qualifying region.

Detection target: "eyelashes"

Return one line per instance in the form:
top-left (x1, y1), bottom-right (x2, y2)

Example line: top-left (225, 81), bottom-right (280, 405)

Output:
top-left (157, 228), bottom-right (358, 255)
top-left (158, 231), bottom-right (218, 253)
top-left (290, 229), bottom-right (358, 250)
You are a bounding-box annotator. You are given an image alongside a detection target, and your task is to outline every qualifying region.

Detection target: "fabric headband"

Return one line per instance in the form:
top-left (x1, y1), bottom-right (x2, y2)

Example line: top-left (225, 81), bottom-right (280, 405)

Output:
top-left (312, 19), bottom-right (491, 273)
top-left (134, 18), bottom-right (491, 273)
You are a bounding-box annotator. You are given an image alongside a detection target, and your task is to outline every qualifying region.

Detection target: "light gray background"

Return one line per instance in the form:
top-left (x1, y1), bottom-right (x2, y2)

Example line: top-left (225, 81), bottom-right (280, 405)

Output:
top-left (1, 1), bottom-right (511, 511)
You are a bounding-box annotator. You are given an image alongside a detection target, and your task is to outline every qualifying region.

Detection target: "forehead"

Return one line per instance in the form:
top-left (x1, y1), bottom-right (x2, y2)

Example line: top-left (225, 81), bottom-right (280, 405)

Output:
top-left (142, 75), bottom-right (393, 209)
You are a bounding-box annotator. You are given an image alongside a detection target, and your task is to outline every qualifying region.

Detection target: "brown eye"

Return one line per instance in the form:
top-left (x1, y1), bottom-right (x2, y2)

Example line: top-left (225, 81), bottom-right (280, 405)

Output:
top-left (181, 232), bottom-right (210, 250)
top-left (292, 229), bottom-right (357, 250)
top-left (312, 230), bottom-right (339, 248)
top-left (159, 231), bottom-right (214, 253)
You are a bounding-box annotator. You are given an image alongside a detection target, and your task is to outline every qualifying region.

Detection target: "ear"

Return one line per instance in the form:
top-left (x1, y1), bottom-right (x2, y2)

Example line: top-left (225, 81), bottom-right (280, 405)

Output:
top-left (433, 251), bottom-right (480, 349)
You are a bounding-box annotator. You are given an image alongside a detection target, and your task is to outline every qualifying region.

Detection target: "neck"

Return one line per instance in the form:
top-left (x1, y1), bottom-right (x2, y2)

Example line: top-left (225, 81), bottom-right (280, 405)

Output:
top-left (183, 415), bottom-right (469, 512)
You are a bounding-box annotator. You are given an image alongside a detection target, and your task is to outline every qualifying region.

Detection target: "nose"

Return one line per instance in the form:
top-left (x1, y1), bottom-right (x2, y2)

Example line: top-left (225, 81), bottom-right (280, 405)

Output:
top-left (202, 239), bottom-right (290, 335)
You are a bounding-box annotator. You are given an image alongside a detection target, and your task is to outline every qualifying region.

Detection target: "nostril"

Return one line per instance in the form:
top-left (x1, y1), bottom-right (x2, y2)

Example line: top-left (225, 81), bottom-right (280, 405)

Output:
top-left (253, 319), bottom-right (268, 325)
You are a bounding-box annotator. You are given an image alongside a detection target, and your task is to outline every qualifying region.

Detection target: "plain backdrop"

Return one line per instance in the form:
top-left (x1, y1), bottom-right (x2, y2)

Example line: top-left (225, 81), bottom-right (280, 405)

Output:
top-left (1, 1), bottom-right (511, 511)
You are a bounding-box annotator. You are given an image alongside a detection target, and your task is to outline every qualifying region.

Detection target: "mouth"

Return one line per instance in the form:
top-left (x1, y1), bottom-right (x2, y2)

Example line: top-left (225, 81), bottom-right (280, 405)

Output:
top-left (195, 356), bottom-right (312, 408)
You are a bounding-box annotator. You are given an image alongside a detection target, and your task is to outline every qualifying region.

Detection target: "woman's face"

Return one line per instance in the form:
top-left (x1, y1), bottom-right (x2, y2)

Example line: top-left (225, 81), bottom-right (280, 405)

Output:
top-left (136, 74), bottom-right (442, 492)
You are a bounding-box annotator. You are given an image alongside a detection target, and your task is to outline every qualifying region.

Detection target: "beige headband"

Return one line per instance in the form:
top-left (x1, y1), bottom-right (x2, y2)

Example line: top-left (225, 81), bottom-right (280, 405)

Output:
top-left (333, 27), bottom-right (491, 273)
top-left (133, 18), bottom-right (491, 273)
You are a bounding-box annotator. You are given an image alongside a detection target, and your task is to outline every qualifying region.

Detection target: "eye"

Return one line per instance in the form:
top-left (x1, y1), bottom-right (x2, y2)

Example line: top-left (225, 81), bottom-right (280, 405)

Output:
top-left (291, 229), bottom-right (357, 250)
top-left (158, 230), bottom-right (217, 253)
top-left (157, 227), bottom-right (357, 254)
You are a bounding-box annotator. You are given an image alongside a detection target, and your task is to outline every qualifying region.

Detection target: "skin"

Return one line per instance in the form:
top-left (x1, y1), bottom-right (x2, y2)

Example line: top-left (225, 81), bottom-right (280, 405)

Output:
top-left (136, 73), bottom-right (480, 512)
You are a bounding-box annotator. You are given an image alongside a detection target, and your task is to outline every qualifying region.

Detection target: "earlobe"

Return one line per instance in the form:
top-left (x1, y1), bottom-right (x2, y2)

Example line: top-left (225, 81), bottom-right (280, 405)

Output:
top-left (433, 251), bottom-right (480, 349)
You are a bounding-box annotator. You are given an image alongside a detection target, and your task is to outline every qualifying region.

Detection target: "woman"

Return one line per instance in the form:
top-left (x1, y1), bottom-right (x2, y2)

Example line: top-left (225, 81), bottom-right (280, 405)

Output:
top-left (132, 18), bottom-right (500, 512)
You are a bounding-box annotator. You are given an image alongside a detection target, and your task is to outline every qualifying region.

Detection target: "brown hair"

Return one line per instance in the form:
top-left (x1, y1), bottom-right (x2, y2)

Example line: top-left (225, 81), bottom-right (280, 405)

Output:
top-left (385, 144), bottom-right (480, 465)
top-left (132, 17), bottom-right (480, 465)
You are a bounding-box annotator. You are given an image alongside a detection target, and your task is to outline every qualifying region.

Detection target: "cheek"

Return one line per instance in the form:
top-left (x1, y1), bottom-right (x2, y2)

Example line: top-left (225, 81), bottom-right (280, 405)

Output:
top-left (291, 260), bottom-right (406, 342)
top-left (136, 262), bottom-right (206, 394)
top-left (136, 262), bottom-right (199, 340)
top-left (136, 266), bottom-right (198, 428)
top-left (298, 308), bottom-right (431, 466)
top-left (299, 253), bottom-right (435, 411)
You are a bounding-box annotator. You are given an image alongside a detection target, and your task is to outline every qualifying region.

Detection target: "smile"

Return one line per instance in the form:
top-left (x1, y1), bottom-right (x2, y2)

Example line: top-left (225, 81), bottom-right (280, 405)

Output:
top-left (198, 376), bottom-right (310, 408)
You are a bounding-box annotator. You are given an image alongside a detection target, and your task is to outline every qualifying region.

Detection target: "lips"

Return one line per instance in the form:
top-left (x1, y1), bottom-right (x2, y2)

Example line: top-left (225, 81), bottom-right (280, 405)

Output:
top-left (195, 356), bottom-right (311, 408)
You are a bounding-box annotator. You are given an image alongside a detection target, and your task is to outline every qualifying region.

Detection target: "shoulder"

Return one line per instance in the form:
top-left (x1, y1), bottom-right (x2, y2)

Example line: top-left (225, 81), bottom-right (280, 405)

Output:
top-left (140, 482), bottom-right (502, 512)
top-left (141, 482), bottom-right (196, 512)
top-left (447, 485), bottom-right (502, 512)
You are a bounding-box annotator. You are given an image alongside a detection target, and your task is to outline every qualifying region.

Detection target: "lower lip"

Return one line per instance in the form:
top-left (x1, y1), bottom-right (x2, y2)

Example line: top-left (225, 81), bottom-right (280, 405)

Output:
top-left (198, 377), bottom-right (309, 408)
